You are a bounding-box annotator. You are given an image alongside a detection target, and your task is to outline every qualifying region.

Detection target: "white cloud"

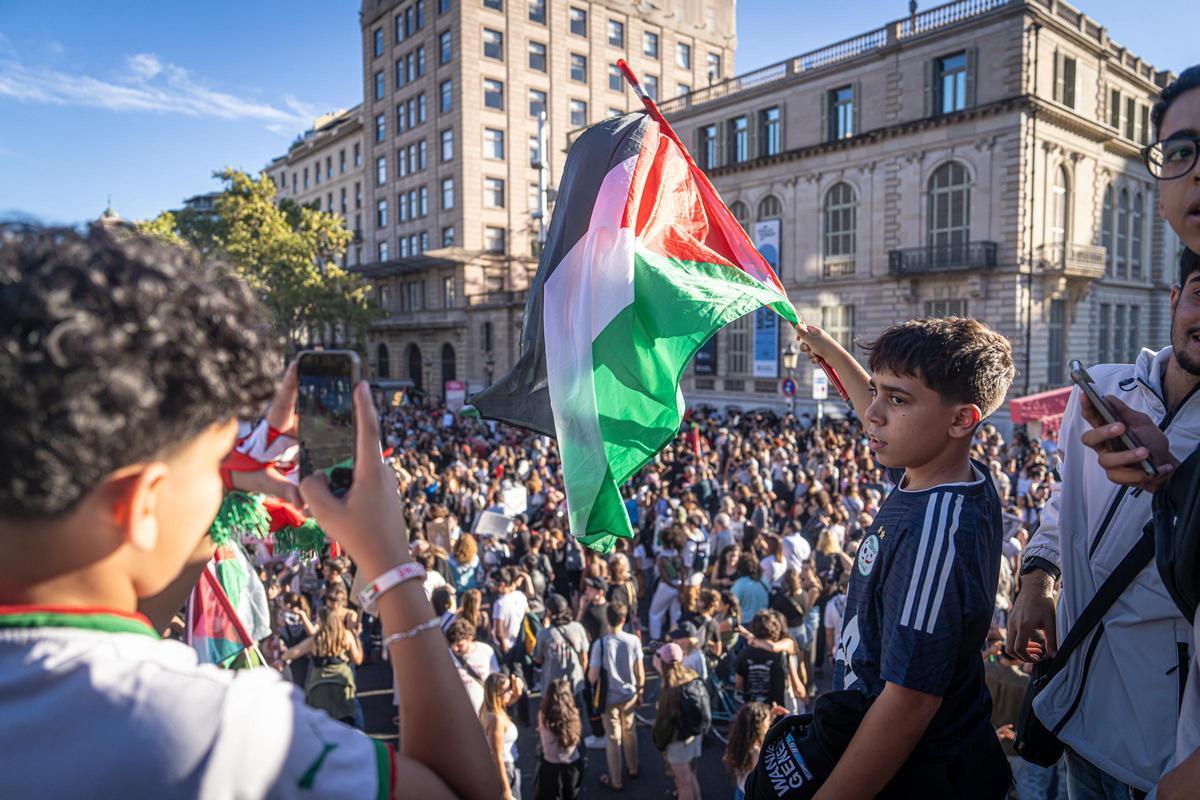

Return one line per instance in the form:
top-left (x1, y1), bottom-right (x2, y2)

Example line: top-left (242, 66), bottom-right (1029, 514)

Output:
top-left (0, 50), bottom-right (314, 132)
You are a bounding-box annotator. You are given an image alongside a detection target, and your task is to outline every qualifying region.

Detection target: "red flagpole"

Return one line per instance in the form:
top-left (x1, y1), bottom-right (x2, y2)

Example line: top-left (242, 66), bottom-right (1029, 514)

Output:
top-left (615, 59), bottom-right (853, 411)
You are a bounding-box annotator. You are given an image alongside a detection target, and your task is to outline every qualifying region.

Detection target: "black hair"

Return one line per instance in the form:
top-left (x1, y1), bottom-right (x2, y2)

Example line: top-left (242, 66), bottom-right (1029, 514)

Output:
top-left (1152, 65), bottom-right (1200, 138)
top-left (866, 317), bottom-right (1015, 418)
top-left (1181, 248), bottom-right (1200, 288)
top-left (0, 222), bottom-right (280, 518)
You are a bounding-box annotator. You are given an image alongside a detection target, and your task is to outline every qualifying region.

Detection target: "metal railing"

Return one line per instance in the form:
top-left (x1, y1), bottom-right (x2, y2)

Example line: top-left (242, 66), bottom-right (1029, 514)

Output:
top-left (888, 241), bottom-right (998, 275)
top-left (1038, 242), bottom-right (1107, 279)
top-left (898, 0), bottom-right (1010, 37)
top-left (467, 290), bottom-right (527, 307)
top-left (822, 256), bottom-right (858, 279)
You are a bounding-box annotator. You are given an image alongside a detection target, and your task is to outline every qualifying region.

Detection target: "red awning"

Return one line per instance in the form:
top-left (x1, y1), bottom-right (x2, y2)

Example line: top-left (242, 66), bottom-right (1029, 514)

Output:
top-left (1009, 386), bottom-right (1072, 425)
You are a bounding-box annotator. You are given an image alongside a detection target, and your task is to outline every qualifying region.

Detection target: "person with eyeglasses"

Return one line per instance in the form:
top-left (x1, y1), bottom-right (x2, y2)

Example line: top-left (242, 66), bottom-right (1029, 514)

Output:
top-left (1070, 65), bottom-right (1200, 799)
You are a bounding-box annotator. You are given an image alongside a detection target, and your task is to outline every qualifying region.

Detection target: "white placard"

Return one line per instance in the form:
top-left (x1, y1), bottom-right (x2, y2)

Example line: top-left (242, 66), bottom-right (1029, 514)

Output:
top-left (812, 370), bottom-right (829, 400)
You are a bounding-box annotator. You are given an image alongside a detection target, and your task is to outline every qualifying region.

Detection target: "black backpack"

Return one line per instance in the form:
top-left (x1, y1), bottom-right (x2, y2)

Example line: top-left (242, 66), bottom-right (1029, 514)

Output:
top-left (677, 677), bottom-right (712, 738)
top-left (1154, 448), bottom-right (1200, 621)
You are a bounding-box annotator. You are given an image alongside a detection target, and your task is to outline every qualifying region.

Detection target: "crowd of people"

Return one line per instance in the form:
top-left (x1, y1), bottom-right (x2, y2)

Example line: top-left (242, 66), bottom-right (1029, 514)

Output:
top-left (244, 399), bottom-right (1063, 799)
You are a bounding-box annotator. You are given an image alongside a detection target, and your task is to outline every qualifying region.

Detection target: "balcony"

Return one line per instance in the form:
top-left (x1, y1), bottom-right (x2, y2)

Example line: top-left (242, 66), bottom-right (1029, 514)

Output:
top-left (467, 290), bottom-right (527, 307)
top-left (822, 256), bottom-right (857, 279)
top-left (887, 241), bottom-right (997, 276)
top-left (1038, 242), bottom-right (1106, 280)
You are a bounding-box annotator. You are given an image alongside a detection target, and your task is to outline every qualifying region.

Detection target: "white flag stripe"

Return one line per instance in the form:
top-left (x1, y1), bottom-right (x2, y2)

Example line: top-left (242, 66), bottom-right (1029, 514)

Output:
top-left (924, 495), bottom-right (964, 634)
top-left (900, 494), bottom-right (941, 627)
top-left (913, 493), bottom-right (953, 630)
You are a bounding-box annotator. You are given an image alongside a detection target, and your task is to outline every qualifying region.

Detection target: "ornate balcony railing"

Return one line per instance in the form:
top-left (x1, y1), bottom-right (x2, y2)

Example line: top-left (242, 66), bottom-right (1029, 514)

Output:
top-left (1038, 242), bottom-right (1107, 279)
top-left (887, 241), bottom-right (998, 275)
top-left (822, 256), bottom-right (857, 279)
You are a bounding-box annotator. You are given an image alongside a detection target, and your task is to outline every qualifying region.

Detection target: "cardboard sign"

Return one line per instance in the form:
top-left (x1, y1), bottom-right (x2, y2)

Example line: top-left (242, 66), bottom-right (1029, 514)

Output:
top-left (427, 518), bottom-right (452, 551)
top-left (473, 510), bottom-right (514, 538)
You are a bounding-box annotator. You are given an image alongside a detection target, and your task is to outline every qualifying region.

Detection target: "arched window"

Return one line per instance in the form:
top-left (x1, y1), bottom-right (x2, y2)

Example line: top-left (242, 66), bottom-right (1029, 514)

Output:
top-left (1116, 188), bottom-right (1130, 278)
top-left (757, 195), bottom-right (782, 220)
top-left (482, 321), bottom-right (494, 353)
top-left (1050, 165), bottom-right (1070, 245)
top-left (407, 344), bottom-right (423, 391)
top-left (823, 182), bottom-right (857, 276)
top-left (729, 201), bottom-right (749, 232)
top-left (1131, 192), bottom-right (1144, 280)
top-left (376, 342), bottom-right (390, 379)
top-left (441, 343), bottom-right (457, 383)
top-left (927, 161), bottom-right (971, 264)
top-left (1102, 185), bottom-right (1114, 275)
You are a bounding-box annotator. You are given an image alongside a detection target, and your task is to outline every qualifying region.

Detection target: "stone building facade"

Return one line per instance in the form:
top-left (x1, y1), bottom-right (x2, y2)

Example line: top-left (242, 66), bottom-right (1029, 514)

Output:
top-left (660, 0), bottom-right (1179, 416)
top-left (353, 0), bottom-right (737, 398)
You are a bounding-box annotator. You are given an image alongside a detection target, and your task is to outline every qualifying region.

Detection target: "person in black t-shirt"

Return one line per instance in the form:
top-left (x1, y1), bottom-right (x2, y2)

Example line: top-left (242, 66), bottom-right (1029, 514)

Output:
top-left (577, 576), bottom-right (609, 643)
top-left (734, 610), bottom-right (787, 710)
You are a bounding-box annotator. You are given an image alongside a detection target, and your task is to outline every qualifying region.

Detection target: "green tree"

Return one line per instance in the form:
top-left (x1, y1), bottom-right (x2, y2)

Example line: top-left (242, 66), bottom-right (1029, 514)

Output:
top-left (140, 168), bottom-right (376, 349)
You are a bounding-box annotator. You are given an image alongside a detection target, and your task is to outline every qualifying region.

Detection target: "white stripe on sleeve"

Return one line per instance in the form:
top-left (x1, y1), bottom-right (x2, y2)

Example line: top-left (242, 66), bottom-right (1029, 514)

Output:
top-left (923, 494), bottom-right (963, 633)
top-left (900, 493), bottom-right (941, 628)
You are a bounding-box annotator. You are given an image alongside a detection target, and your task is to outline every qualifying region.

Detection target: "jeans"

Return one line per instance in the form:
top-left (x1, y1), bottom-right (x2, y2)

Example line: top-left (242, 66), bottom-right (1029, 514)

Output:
top-left (1065, 748), bottom-right (1146, 800)
top-left (602, 697), bottom-right (639, 786)
top-left (649, 583), bottom-right (680, 640)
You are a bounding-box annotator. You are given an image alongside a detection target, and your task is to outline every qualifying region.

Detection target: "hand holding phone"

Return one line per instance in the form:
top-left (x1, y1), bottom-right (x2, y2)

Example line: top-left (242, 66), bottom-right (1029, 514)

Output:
top-left (1070, 361), bottom-right (1157, 478)
top-left (297, 350), bottom-right (361, 496)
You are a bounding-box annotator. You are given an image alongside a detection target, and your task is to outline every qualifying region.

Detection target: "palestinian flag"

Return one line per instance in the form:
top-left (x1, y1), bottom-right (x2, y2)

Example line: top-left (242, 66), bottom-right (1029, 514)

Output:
top-left (187, 542), bottom-right (270, 668)
top-left (471, 72), bottom-right (798, 552)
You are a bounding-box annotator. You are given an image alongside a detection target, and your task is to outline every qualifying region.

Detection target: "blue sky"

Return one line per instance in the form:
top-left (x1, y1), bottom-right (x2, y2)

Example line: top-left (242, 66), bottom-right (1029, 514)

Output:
top-left (0, 0), bottom-right (1190, 225)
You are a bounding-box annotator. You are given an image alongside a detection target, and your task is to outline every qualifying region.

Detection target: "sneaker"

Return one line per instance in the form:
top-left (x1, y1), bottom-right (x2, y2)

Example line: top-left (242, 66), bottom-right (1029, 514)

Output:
top-left (585, 735), bottom-right (606, 750)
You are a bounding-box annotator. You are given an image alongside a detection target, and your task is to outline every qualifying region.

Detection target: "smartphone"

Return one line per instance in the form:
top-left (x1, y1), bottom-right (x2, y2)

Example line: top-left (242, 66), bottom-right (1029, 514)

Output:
top-left (297, 350), bottom-right (361, 496)
top-left (1069, 360), bottom-right (1156, 477)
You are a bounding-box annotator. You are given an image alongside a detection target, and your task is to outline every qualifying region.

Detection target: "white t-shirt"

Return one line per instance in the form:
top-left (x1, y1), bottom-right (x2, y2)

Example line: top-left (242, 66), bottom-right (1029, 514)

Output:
top-left (682, 647), bottom-right (708, 682)
top-left (782, 533), bottom-right (811, 573)
top-left (0, 608), bottom-right (389, 799)
top-left (824, 592), bottom-right (848, 645)
top-left (422, 569), bottom-right (447, 599)
top-left (760, 555), bottom-right (787, 588)
top-left (454, 641), bottom-right (500, 714)
top-left (492, 591), bottom-right (529, 652)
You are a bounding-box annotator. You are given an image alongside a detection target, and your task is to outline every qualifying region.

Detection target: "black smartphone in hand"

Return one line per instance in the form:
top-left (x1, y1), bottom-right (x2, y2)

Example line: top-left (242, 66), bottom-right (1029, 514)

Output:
top-left (1069, 360), bottom-right (1156, 477)
top-left (297, 350), bottom-right (361, 496)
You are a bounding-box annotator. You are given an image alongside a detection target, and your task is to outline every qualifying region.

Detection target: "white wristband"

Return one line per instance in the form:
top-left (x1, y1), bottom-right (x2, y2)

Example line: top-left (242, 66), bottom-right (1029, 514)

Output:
top-left (358, 562), bottom-right (425, 612)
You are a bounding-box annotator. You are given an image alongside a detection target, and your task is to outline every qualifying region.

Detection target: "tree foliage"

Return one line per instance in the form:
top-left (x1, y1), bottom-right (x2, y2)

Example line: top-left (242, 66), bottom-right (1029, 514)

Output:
top-left (140, 168), bottom-right (376, 349)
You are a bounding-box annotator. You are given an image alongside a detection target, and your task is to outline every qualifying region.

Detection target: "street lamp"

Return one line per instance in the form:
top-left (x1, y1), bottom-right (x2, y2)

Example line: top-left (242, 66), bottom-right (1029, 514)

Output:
top-left (484, 352), bottom-right (496, 387)
top-left (781, 341), bottom-right (799, 418)
top-left (422, 356), bottom-right (433, 407)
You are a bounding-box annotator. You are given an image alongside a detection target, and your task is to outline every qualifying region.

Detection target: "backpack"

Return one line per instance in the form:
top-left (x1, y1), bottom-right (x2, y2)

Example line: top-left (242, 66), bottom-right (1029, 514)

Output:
top-left (1154, 449), bottom-right (1200, 621)
top-left (677, 677), bottom-right (712, 739)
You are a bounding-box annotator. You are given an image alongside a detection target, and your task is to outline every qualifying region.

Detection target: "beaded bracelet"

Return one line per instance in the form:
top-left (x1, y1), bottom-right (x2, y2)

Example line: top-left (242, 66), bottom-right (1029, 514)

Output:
top-left (358, 562), bottom-right (426, 613)
top-left (382, 618), bottom-right (442, 647)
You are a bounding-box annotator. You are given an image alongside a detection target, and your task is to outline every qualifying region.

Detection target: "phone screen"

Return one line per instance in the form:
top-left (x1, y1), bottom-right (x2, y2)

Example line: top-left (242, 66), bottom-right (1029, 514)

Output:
top-left (298, 352), bottom-right (358, 495)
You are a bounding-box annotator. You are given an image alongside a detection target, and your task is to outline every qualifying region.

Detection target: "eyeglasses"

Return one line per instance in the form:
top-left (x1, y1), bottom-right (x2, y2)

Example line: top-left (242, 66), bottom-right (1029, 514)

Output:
top-left (1143, 135), bottom-right (1200, 180)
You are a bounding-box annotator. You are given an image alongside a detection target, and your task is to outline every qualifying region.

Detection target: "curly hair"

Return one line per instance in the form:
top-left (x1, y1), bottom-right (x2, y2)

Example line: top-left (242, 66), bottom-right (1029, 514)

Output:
top-left (722, 702), bottom-right (772, 780)
top-left (540, 677), bottom-right (581, 750)
top-left (0, 223), bottom-right (280, 517)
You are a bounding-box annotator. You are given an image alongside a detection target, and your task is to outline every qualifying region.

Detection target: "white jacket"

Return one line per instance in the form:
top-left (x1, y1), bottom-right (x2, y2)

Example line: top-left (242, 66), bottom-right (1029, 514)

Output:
top-left (1025, 347), bottom-right (1198, 791)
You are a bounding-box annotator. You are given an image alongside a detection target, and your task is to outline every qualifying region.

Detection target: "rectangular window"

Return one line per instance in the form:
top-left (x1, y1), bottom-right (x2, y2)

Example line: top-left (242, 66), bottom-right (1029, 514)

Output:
top-left (761, 106), bottom-right (781, 156)
top-left (677, 42), bottom-right (691, 69)
top-left (609, 63), bottom-right (623, 92)
top-left (529, 181), bottom-right (540, 210)
top-left (608, 107), bottom-right (623, 119)
top-left (570, 53), bottom-right (588, 83)
top-left (821, 305), bottom-right (856, 353)
top-left (937, 52), bottom-right (968, 114)
top-left (375, 71), bottom-right (385, 100)
top-left (326, 156), bottom-right (332, 179)
top-left (1099, 303), bottom-right (1112, 363)
top-left (418, 93), bottom-right (426, 123)
top-left (1110, 88), bottom-right (1122, 129)
top-left (443, 277), bottom-right (456, 308)
top-left (418, 139), bottom-right (427, 170)
top-left (699, 124), bottom-right (718, 169)
top-left (529, 0), bottom-right (545, 24)
top-left (483, 79), bottom-right (504, 110)
top-left (1128, 305), bottom-right (1140, 361)
top-left (440, 79), bottom-right (453, 112)
top-left (377, 198), bottom-right (389, 227)
top-left (376, 156), bottom-right (387, 185)
top-left (442, 177), bottom-right (455, 209)
top-left (419, 186), bottom-right (428, 216)
top-left (1138, 104), bottom-right (1150, 145)
top-left (303, 167), bottom-right (309, 189)
top-left (399, 192), bottom-right (409, 222)
top-left (643, 75), bottom-right (658, 101)
top-left (395, 12), bottom-right (406, 44)
top-left (1113, 304), bottom-right (1128, 363)
top-left (570, 99), bottom-right (587, 127)
top-left (529, 88), bottom-right (547, 118)
top-left (924, 299), bottom-right (968, 318)
top-left (677, 83), bottom-right (690, 97)
top-left (608, 19), bottom-right (624, 47)
top-left (378, 240), bottom-right (390, 261)
top-left (643, 31), bottom-right (659, 58)
top-left (485, 226), bottom-right (506, 253)
top-left (439, 30), bottom-right (452, 64)
top-left (830, 85), bottom-right (854, 140)
top-left (1125, 97), bottom-right (1137, 140)
top-left (397, 101), bottom-right (407, 132)
top-left (729, 115), bottom-right (748, 163)
top-left (569, 7), bottom-right (587, 36)
top-left (529, 41), bottom-right (547, 72)
top-left (416, 46), bottom-right (426, 76)
top-left (375, 113), bottom-right (386, 142)
top-left (339, 149), bottom-right (347, 173)
top-left (314, 162), bottom-right (320, 186)
top-left (483, 29), bottom-right (503, 60)
top-left (484, 177), bottom-right (506, 208)
top-left (340, 187), bottom-right (347, 213)
top-left (440, 0), bottom-right (450, 13)
top-left (396, 58), bottom-right (406, 89)
top-left (530, 134), bottom-right (542, 166)
top-left (405, 7), bottom-right (414, 38)
top-left (1048, 299), bottom-right (1067, 385)
top-left (440, 128), bottom-right (453, 161)
top-left (726, 315), bottom-right (750, 375)
top-left (416, 0), bottom-right (425, 28)
top-left (355, 180), bottom-right (362, 207)
top-left (707, 52), bottom-right (721, 81)
top-left (484, 0), bottom-right (502, 9)
top-left (374, 28), bottom-right (384, 57)
top-left (408, 282), bottom-right (423, 311)
top-left (442, 226), bottom-right (455, 247)
top-left (483, 127), bottom-right (505, 159)
top-left (397, 146), bottom-right (408, 177)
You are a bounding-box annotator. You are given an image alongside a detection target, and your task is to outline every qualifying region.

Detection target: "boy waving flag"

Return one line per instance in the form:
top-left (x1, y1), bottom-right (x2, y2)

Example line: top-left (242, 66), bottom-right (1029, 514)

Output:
top-left (471, 62), bottom-right (798, 553)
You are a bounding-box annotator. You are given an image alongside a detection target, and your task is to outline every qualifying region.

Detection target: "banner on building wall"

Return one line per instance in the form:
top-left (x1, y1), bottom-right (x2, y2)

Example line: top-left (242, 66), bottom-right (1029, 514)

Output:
top-left (694, 336), bottom-right (718, 375)
top-left (751, 219), bottom-right (783, 379)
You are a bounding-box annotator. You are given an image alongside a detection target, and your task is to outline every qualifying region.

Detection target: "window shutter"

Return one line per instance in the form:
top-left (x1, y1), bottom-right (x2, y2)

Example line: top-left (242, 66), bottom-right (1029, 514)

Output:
top-left (852, 80), bottom-right (862, 137)
top-left (820, 90), bottom-right (830, 143)
top-left (965, 48), bottom-right (978, 108)
top-left (1053, 51), bottom-right (1062, 103)
top-left (716, 120), bottom-right (727, 168)
top-left (923, 59), bottom-right (934, 117)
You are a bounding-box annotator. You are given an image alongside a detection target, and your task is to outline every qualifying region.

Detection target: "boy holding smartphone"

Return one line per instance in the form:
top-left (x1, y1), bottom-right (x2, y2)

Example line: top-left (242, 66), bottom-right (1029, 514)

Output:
top-left (776, 317), bottom-right (1015, 798)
